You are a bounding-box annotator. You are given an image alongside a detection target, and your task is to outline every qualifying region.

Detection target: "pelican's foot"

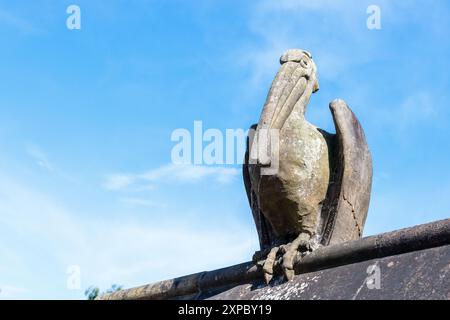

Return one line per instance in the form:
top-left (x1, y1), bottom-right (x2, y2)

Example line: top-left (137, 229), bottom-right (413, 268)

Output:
top-left (258, 232), bottom-right (313, 284)
top-left (252, 248), bottom-right (270, 264)
top-left (281, 232), bottom-right (312, 281)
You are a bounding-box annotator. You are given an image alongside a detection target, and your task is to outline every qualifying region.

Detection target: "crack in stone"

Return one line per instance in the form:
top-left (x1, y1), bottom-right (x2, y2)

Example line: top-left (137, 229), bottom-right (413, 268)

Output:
top-left (343, 194), bottom-right (362, 237)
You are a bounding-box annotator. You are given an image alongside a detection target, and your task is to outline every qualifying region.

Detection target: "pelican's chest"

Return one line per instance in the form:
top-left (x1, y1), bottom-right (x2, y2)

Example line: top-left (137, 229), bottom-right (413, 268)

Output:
top-left (276, 117), bottom-right (330, 194)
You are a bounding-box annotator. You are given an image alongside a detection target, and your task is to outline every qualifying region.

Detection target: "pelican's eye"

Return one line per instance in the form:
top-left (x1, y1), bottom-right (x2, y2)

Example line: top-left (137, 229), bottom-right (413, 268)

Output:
top-left (300, 58), bottom-right (309, 68)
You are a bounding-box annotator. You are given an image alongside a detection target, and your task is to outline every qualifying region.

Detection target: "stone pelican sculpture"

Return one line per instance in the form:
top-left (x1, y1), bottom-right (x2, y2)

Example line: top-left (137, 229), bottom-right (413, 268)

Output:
top-left (243, 49), bottom-right (373, 283)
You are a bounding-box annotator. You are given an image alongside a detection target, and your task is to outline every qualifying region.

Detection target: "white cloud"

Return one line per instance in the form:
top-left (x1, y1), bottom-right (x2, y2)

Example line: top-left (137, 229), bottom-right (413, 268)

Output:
top-left (104, 163), bottom-right (240, 191)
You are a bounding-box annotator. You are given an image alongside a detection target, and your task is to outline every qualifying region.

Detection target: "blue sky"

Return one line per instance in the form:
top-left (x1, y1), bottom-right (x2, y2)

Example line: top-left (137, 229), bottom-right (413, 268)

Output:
top-left (0, 0), bottom-right (449, 299)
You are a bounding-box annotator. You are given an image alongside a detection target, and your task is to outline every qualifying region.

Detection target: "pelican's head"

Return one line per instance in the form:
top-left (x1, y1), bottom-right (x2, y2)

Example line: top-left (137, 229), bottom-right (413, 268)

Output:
top-left (280, 49), bottom-right (319, 94)
top-left (259, 49), bottom-right (319, 133)
top-left (254, 49), bottom-right (319, 166)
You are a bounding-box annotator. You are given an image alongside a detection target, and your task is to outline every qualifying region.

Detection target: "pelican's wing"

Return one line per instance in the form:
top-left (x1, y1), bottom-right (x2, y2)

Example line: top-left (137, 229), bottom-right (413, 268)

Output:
top-left (243, 125), bottom-right (276, 250)
top-left (320, 99), bottom-right (373, 246)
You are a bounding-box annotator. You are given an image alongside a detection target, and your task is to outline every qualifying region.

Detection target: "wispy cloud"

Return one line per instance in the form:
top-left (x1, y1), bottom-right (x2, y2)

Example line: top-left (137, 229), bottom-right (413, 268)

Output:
top-left (103, 174), bottom-right (135, 191)
top-left (119, 197), bottom-right (166, 209)
top-left (104, 163), bottom-right (240, 191)
top-left (25, 144), bottom-right (76, 182)
top-left (26, 144), bottom-right (54, 172)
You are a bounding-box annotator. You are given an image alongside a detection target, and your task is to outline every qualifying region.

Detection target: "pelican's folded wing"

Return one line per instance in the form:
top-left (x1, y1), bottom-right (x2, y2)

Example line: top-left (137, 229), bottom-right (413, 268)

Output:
top-left (321, 99), bottom-right (373, 246)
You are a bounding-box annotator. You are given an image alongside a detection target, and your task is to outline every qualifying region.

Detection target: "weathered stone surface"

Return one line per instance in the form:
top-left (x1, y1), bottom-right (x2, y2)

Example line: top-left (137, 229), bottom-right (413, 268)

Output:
top-left (209, 244), bottom-right (450, 300)
top-left (243, 49), bottom-right (373, 281)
